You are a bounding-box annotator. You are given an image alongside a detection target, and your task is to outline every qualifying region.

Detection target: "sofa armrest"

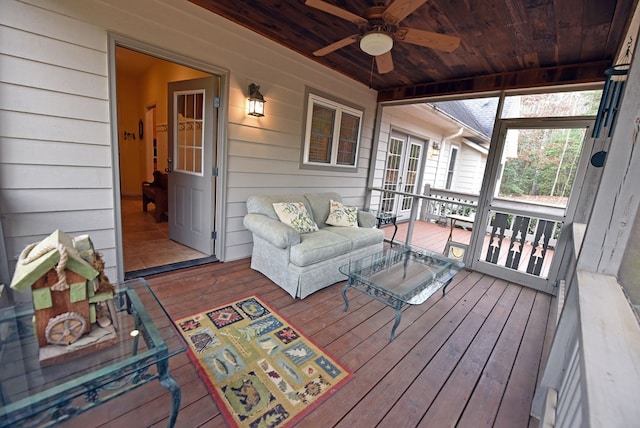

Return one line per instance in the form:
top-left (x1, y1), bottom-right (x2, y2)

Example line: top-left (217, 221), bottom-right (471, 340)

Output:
top-left (358, 210), bottom-right (377, 228)
top-left (243, 213), bottom-right (301, 249)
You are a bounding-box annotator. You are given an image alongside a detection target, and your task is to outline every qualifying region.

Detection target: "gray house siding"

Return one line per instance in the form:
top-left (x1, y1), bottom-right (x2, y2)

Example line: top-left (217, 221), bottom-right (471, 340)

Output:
top-left (0, 0), bottom-right (115, 278)
top-left (0, 0), bottom-right (377, 282)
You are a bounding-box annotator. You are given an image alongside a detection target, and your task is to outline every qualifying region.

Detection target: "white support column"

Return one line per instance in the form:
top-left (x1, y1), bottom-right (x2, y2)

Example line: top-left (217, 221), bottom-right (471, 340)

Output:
top-left (578, 29), bottom-right (640, 274)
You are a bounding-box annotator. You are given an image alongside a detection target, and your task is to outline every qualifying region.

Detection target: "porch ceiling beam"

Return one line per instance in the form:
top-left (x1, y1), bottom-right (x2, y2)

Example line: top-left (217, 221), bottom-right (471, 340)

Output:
top-left (377, 61), bottom-right (610, 102)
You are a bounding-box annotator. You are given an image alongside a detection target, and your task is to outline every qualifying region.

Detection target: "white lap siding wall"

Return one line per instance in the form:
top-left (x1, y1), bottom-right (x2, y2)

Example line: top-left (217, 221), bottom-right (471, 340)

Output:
top-left (0, 0), bottom-right (378, 283)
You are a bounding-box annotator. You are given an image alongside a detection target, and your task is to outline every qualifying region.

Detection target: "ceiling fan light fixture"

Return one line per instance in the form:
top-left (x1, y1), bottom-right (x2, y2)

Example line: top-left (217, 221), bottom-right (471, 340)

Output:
top-left (360, 32), bottom-right (393, 56)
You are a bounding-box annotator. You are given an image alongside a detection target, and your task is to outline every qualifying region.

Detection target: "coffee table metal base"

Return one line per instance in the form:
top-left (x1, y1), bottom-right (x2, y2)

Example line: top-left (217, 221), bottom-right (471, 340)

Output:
top-left (342, 278), bottom-right (451, 341)
top-left (10, 353), bottom-right (182, 427)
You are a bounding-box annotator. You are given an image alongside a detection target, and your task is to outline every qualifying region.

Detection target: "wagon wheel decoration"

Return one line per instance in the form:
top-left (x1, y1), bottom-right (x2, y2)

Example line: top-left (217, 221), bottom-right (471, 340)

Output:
top-left (45, 312), bottom-right (87, 345)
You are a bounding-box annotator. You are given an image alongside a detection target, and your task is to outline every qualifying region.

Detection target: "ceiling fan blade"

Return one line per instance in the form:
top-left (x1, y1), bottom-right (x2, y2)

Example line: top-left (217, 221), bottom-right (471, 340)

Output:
top-left (398, 27), bottom-right (460, 52)
top-left (376, 51), bottom-right (394, 74)
top-left (305, 0), bottom-right (367, 25)
top-left (313, 35), bottom-right (359, 56)
top-left (384, 0), bottom-right (428, 24)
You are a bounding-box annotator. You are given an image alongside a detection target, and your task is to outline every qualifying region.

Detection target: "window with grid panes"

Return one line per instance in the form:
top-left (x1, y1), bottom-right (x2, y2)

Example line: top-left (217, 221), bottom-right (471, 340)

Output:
top-left (302, 92), bottom-right (363, 170)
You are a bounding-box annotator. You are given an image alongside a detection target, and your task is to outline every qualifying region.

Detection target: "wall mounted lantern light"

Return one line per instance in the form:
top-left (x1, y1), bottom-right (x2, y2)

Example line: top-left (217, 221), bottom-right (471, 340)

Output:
top-left (248, 83), bottom-right (265, 117)
top-left (430, 141), bottom-right (441, 158)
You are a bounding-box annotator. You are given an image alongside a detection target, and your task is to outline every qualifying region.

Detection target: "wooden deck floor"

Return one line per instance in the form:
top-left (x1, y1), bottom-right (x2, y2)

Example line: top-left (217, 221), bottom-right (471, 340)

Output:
top-left (61, 256), bottom-right (555, 428)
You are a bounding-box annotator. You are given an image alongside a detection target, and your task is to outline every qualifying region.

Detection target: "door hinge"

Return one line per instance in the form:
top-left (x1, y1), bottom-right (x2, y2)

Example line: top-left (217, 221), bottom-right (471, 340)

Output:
top-left (212, 167), bottom-right (219, 177)
top-left (214, 97), bottom-right (221, 108)
top-left (211, 231), bottom-right (217, 240)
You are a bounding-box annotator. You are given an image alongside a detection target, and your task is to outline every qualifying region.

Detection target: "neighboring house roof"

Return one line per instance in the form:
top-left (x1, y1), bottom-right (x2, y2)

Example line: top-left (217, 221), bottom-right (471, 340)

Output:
top-left (432, 98), bottom-right (514, 143)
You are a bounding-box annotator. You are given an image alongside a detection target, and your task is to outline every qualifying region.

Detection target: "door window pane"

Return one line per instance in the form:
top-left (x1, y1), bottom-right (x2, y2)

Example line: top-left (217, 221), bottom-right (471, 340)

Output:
top-left (502, 90), bottom-right (601, 118)
top-left (402, 143), bottom-right (422, 210)
top-left (175, 91), bottom-right (204, 175)
top-left (497, 127), bottom-right (587, 208)
top-left (382, 138), bottom-right (403, 213)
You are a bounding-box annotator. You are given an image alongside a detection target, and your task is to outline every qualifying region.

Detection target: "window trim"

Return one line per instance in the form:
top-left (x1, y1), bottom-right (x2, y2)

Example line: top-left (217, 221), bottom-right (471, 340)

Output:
top-left (445, 145), bottom-right (459, 190)
top-left (300, 87), bottom-right (364, 172)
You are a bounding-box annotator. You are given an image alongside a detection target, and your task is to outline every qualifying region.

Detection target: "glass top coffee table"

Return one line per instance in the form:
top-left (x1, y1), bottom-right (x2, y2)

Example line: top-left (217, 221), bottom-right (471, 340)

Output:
top-left (340, 245), bottom-right (465, 341)
top-left (0, 278), bottom-right (186, 427)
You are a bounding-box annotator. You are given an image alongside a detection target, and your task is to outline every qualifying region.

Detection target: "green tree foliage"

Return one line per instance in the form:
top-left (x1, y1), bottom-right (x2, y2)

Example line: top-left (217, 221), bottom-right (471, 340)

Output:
top-left (499, 91), bottom-right (600, 200)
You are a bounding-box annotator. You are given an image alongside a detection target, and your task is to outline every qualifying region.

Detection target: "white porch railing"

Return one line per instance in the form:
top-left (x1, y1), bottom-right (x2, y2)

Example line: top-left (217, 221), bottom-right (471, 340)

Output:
top-left (371, 185), bottom-right (561, 251)
top-left (418, 185), bottom-right (479, 224)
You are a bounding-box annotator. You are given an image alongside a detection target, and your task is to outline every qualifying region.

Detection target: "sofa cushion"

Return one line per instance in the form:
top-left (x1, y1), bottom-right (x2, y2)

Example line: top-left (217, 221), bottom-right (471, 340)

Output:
top-left (324, 226), bottom-right (385, 251)
top-left (303, 192), bottom-right (343, 228)
top-left (273, 202), bottom-right (319, 233)
top-left (357, 210), bottom-right (377, 229)
top-left (289, 229), bottom-right (351, 267)
top-left (326, 199), bottom-right (358, 227)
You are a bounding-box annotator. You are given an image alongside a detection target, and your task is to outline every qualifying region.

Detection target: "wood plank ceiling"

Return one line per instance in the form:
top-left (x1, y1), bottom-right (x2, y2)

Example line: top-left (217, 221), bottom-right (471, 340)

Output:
top-left (188, 0), bottom-right (636, 101)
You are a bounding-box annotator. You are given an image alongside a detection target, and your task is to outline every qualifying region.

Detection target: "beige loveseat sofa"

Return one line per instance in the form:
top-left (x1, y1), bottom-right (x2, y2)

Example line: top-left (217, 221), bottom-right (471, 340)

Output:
top-left (243, 192), bottom-right (384, 298)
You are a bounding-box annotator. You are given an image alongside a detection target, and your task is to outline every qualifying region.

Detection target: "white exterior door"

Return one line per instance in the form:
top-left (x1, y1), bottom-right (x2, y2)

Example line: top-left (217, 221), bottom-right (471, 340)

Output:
top-left (167, 77), bottom-right (216, 255)
top-left (381, 133), bottom-right (424, 221)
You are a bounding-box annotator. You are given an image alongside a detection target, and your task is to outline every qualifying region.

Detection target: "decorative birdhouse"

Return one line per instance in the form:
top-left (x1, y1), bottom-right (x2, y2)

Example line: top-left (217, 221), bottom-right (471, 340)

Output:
top-left (10, 230), bottom-right (117, 365)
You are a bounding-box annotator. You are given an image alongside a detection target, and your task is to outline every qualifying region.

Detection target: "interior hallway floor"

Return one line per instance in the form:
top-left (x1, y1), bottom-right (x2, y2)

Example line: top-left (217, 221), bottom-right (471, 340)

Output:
top-left (120, 197), bottom-right (207, 273)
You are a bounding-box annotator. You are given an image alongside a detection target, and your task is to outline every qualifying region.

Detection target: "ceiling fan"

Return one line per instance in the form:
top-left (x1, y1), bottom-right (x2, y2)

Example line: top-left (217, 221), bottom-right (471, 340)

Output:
top-left (305, 0), bottom-right (460, 74)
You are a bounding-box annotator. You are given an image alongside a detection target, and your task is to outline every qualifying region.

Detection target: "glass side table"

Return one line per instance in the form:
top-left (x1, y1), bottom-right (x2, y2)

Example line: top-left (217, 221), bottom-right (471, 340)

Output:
top-left (373, 211), bottom-right (398, 246)
top-left (0, 278), bottom-right (186, 427)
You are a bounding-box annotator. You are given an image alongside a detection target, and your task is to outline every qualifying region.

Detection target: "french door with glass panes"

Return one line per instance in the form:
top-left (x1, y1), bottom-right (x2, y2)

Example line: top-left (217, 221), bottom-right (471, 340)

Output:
top-left (381, 132), bottom-right (425, 221)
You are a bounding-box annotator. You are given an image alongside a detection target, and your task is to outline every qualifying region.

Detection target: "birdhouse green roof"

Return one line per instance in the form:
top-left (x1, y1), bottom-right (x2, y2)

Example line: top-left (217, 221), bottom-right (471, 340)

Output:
top-left (10, 230), bottom-right (99, 293)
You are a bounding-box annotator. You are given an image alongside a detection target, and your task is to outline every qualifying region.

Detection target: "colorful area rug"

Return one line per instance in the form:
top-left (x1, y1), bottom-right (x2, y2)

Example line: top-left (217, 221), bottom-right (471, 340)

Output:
top-left (174, 295), bottom-right (352, 427)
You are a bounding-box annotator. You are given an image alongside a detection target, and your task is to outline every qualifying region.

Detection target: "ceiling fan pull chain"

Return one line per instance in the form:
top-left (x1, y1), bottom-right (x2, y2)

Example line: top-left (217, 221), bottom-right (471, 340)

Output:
top-left (369, 56), bottom-right (375, 89)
